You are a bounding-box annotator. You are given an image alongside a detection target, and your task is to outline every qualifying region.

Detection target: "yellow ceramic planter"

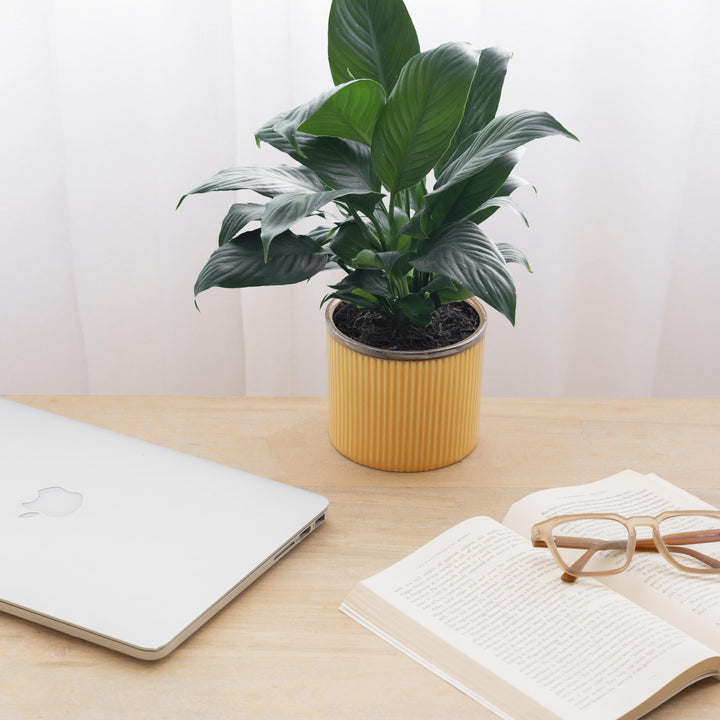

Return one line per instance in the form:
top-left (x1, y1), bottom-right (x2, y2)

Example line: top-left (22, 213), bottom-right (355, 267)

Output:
top-left (326, 298), bottom-right (487, 472)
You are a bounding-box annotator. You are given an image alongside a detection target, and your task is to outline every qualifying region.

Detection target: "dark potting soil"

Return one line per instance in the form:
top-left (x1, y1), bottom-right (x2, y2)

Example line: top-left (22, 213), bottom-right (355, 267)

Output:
top-left (332, 301), bottom-right (480, 352)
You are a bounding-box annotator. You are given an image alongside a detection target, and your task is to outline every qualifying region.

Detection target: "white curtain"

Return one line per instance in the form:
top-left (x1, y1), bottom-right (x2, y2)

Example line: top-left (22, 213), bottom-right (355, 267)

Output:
top-left (1, 0), bottom-right (719, 398)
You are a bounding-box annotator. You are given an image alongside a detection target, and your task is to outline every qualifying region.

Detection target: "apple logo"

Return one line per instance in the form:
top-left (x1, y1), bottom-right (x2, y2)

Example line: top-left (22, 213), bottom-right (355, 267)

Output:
top-left (19, 486), bottom-right (83, 518)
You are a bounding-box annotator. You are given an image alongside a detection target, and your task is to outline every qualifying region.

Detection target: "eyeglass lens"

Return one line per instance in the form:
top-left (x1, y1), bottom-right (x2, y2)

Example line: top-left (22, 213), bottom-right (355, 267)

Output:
top-left (658, 515), bottom-right (720, 571)
top-left (550, 518), bottom-right (630, 574)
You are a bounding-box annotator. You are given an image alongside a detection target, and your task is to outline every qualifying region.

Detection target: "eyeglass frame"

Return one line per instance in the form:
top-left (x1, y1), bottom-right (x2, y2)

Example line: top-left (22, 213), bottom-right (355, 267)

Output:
top-left (530, 510), bottom-right (720, 583)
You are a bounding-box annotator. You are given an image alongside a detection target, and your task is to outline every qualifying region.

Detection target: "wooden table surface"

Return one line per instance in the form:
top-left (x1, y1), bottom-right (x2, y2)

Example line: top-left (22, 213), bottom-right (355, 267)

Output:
top-left (2, 396), bottom-right (720, 719)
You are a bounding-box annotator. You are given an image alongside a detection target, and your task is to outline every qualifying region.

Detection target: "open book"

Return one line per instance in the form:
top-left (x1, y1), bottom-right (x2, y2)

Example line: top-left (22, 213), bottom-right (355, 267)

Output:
top-left (340, 470), bottom-right (720, 720)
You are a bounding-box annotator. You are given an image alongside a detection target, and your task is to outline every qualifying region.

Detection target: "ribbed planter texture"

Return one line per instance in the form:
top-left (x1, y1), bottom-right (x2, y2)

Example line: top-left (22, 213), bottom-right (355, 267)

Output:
top-left (325, 297), bottom-right (487, 472)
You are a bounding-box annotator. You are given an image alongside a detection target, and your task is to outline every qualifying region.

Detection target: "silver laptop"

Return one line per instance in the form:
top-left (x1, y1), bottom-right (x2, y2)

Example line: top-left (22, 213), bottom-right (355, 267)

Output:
top-left (0, 398), bottom-right (328, 660)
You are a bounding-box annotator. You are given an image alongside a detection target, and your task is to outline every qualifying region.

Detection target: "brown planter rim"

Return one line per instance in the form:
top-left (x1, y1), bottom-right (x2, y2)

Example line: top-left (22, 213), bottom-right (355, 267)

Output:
top-left (325, 297), bottom-right (487, 361)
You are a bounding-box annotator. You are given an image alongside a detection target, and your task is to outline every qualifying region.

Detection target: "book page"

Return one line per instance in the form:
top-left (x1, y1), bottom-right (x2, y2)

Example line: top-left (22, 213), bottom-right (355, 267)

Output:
top-left (502, 470), bottom-right (720, 652)
top-left (349, 516), bottom-right (715, 720)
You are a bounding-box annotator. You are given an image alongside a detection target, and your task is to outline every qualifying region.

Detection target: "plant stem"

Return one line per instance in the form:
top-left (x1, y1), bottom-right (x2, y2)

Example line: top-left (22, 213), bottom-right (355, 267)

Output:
top-left (414, 271), bottom-right (429, 293)
top-left (367, 212), bottom-right (387, 248)
top-left (387, 274), bottom-right (401, 298)
top-left (388, 191), bottom-right (397, 248)
top-left (335, 258), bottom-right (352, 275)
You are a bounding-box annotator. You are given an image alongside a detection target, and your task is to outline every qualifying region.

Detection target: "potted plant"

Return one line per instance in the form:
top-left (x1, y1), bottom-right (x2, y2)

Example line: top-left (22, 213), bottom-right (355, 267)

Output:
top-left (178, 0), bottom-right (577, 471)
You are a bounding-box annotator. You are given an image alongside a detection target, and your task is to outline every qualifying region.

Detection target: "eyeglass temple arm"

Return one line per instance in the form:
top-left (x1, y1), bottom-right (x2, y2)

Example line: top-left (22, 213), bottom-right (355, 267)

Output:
top-left (659, 529), bottom-right (720, 547)
top-left (534, 530), bottom-right (720, 583)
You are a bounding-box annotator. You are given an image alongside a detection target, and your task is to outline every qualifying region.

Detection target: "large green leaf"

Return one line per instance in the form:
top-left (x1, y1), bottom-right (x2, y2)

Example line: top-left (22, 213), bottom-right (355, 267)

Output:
top-left (298, 80), bottom-right (386, 145)
top-left (268, 88), bottom-right (334, 153)
top-left (328, 0), bottom-right (419, 93)
top-left (218, 203), bottom-right (265, 246)
top-left (436, 47), bottom-right (512, 172)
top-left (295, 136), bottom-right (380, 192)
top-left (194, 229), bottom-right (328, 301)
top-left (177, 165), bottom-right (324, 208)
top-left (255, 110), bottom-right (379, 193)
top-left (255, 110), bottom-right (300, 154)
top-left (435, 110), bottom-right (578, 193)
top-left (402, 153), bottom-right (521, 239)
top-left (458, 47), bottom-right (513, 139)
top-left (411, 221), bottom-right (517, 324)
top-left (371, 42), bottom-right (479, 193)
top-left (266, 80), bottom-right (385, 152)
top-left (425, 150), bottom-right (522, 230)
top-left (260, 189), bottom-right (382, 258)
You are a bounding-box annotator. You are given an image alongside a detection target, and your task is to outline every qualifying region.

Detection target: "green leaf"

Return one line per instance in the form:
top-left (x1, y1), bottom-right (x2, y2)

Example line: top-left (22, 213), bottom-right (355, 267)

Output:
top-left (411, 220), bottom-right (517, 324)
top-left (499, 174), bottom-right (535, 197)
top-left (374, 206), bottom-right (410, 241)
top-left (260, 189), bottom-right (382, 259)
top-left (296, 136), bottom-right (380, 192)
top-left (397, 293), bottom-right (435, 327)
top-left (422, 275), bottom-right (475, 304)
top-left (177, 165), bottom-right (324, 208)
top-left (351, 249), bottom-right (412, 274)
top-left (255, 110), bottom-right (301, 154)
top-left (436, 47), bottom-right (512, 172)
top-left (194, 230), bottom-right (329, 301)
top-left (371, 42), bottom-right (479, 193)
top-left (219, 203), bottom-right (265, 246)
top-left (396, 234), bottom-right (413, 252)
top-left (265, 80), bottom-right (385, 152)
top-left (470, 174), bottom-right (534, 224)
top-left (497, 242), bottom-right (532, 272)
top-left (331, 269), bottom-right (390, 297)
top-left (458, 47), bottom-right (513, 138)
top-left (328, 0), bottom-right (420, 93)
top-left (425, 150), bottom-right (522, 230)
top-left (330, 221), bottom-right (370, 262)
top-left (399, 211), bottom-right (428, 239)
top-left (475, 196), bottom-right (529, 226)
top-left (435, 110), bottom-right (578, 193)
top-left (255, 112), bottom-right (380, 193)
top-left (353, 249), bottom-right (384, 269)
top-left (268, 87), bottom-right (336, 153)
top-left (298, 79), bottom-right (386, 145)
top-left (306, 225), bottom-right (335, 246)
top-left (323, 289), bottom-right (382, 311)
top-left (376, 251), bottom-right (412, 274)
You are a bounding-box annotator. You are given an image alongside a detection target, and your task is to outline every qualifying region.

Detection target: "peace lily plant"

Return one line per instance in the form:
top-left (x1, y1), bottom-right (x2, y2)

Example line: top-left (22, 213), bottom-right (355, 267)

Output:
top-left (178, 0), bottom-right (577, 333)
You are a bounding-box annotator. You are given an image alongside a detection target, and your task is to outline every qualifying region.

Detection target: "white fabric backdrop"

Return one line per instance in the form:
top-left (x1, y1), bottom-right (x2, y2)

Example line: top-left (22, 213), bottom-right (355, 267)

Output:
top-left (1, 0), bottom-right (719, 397)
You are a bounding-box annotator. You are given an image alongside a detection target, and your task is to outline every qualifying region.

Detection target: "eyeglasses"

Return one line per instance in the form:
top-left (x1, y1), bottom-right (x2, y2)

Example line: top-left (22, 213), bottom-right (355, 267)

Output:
top-left (531, 511), bottom-right (720, 583)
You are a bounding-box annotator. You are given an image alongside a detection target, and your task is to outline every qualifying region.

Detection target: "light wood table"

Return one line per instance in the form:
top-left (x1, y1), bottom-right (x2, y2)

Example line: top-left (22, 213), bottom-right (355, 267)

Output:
top-left (3, 396), bottom-right (720, 719)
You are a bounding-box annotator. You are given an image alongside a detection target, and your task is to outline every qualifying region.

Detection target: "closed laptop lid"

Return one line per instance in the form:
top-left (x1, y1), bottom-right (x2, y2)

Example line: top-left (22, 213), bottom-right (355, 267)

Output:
top-left (0, 399), bottom-right (328, 659)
